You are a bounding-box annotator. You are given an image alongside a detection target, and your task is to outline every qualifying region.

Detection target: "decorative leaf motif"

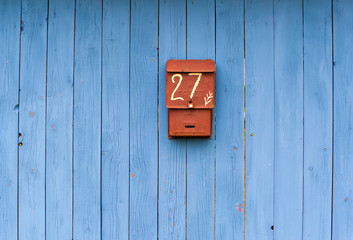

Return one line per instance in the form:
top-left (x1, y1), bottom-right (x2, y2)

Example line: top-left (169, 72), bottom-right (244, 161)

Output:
top-left (204, 91), bottom-right (213, 106)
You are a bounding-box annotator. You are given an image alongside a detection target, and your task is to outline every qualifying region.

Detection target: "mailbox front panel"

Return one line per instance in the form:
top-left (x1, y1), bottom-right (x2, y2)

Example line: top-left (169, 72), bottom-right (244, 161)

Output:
top-left (166, 60), bottom-right (215, 109)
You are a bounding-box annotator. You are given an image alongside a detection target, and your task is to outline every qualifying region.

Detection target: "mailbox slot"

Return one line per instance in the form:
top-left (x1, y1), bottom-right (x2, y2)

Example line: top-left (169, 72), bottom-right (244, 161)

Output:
top-left (168, 109), bottom-right (212, 138)
top-left (166, 59), bottom-right (215, 138)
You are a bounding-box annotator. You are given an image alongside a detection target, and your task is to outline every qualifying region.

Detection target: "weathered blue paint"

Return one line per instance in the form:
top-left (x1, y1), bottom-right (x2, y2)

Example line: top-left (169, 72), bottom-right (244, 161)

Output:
top-left (303, 0), bottom-right (332, 239)
top-left (101, 0), bottom-right (130, 239)
top-left (130, 0), bottom-right (158, 239)
top-left (0, 1), bottom-right (20, 240)
top-left (215, 0), bottom-right (244, 239)
top-left (245, 0), bottom-right (274, 239)
top-left (333, 0), bottom-right (353, 239)
top-left (19, 0), bottom-right (47, 239)
top-left (3, 0), bottom-right (353, 239)
top-left (46, 0), bottom-right (74, 239)
top-left (158, 0), bottom-right (187, 239)
top-left (73, 0), bottom-right (102, 239)
top-left (274, 0), bottom-right (303, 238)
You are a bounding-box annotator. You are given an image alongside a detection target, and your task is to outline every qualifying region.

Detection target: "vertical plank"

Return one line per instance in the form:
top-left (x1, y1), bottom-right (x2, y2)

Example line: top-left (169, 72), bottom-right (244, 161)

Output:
top-left (186, 0), bottom-right (215, 239)
top-left (273, 0), bottom-right (303, 238)
top-left (332, 0), bottom-right (353, 239)
top-left (0, 1), bottom-right (21, 239)
top-left (244, 0), bottom-right (274, 238)
top-left (46, 0), bottom-right (74, 239)
top-left (73, 0), bottom-right (102, 239)
top-left (101, 0), bottom-right (130, 239)
top-left (130, 0), bottom-right (158, 239)
top-left (215, 0), bottom-right (244, 239)
top-left (158, 0), bottom-right (187, 239)
top-left (18, 0), bottom-right (48, 238)
top-left (303, 0), bottom-right (332, 239)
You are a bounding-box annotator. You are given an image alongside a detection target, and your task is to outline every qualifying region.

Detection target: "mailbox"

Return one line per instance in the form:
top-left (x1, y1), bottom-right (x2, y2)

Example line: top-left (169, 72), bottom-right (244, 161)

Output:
top-left (166, 59), bottom-right (215, 138)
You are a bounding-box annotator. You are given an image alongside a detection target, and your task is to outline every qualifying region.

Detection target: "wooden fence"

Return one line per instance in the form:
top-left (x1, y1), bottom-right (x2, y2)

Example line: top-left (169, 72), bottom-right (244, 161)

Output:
top-left (1, 0), bottom-right (352, 239)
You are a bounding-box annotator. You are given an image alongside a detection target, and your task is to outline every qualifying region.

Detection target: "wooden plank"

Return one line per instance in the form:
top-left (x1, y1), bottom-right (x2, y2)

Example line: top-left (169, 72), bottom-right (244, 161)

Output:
top-left (215, 0), bottom-right (244, 239)
top-left (332, 0), bottom-right (353, 239)
top-left (303, 0), bottom-right (332, 239)
top-left (158, 0), bottom-right (187, 238)
top-left (244, 0), bottom-right (274, 238)
top-left (101, 0), bottom-right (130, 239)
top-left (0, 1), bottom-right (21, 239)
top-left (73, 0), bottom-right (102, 239)
top-left (18, 0), bottom-right (48, 239)
top-left (186, 0), bottom-right (215, 239)
top-left (129, 0), bottom-right (158, 239)
top-left (273, 0), bottom-right (303, 238)
top-left (46, 0), bottom-right (75, 239)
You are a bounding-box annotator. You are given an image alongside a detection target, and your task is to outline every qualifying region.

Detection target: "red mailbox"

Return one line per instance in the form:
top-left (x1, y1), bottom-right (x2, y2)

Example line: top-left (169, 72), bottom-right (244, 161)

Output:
top-left (166, 59), bottom-right (215, 138)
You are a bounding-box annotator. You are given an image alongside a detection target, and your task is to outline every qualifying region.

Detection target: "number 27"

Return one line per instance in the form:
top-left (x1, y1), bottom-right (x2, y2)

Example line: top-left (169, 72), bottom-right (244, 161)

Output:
top-left (171, 73), bottom-right (202, 101)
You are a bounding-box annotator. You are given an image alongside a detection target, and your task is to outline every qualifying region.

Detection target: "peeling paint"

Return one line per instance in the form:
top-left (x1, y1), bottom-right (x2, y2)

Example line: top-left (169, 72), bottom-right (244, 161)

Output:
top-left (236, 203), bottom-right (244, 213)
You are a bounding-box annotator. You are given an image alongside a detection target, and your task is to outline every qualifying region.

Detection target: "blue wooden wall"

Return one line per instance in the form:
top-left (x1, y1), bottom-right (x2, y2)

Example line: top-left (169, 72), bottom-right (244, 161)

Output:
top-left (0, 0), bottom-right (352, 239)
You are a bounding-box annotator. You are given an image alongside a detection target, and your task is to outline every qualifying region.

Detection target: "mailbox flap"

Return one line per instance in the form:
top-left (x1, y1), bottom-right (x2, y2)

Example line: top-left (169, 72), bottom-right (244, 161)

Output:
top-left (166, 59), bottom-right (215, 109)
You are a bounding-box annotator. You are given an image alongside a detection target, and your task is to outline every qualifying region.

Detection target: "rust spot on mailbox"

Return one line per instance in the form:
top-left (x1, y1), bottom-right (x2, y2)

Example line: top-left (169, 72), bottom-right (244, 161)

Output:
top-left (166, 59), bottom-right (215, 138)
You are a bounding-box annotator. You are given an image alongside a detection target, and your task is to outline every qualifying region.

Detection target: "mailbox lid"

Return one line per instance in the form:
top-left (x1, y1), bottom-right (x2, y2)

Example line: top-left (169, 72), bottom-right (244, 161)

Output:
top-left (166, 59), bottom-right (215, 109)
top-left (167, 59), bottom-right (215, 72)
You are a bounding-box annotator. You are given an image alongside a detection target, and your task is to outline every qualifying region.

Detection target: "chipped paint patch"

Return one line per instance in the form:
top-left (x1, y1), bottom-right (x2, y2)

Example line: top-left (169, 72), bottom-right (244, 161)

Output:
top-left (130, 172), bottom-right (135, 178)
top-left (236, 203), bottom-right (244, 213)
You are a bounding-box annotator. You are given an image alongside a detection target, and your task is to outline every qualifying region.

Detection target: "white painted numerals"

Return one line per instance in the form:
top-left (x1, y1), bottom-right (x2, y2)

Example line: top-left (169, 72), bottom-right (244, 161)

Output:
top-left (170, 73), bottom-right (203, 101)
top-left (188, 73), bottom-right (202, 99)
top-left (171, 74), bottom-right (184, 101)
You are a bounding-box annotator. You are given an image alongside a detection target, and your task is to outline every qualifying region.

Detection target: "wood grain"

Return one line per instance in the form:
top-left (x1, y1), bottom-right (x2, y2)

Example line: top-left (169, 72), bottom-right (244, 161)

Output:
top-left (19, 0), bottom-right (48, 238)
top-left (130, 0), bottom-right (158, 239)
top-left (46, 0), bottom-right (75, 239)
top-left (303, 0), bottom-right (333, 239)
top-left (215, 0), bottom-right (244, 239)
top-left (273, 0), bottom-right (304, 238)
top-left (102, 0), bottom-right (130, 239)
top-left (0, 1), bottom-right (21, 239)
top-left (245, 0), bottom-right (274, 238)
top-left (73, 0), bottom-right (102, 239)
top-left (333, 0), bottom-right (353, 239)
